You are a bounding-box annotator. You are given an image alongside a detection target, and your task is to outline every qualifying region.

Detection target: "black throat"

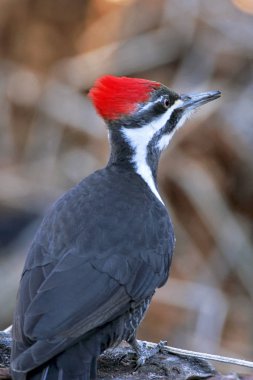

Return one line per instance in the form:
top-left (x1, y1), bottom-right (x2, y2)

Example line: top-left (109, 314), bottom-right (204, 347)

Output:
top-left (107, 127), bottom-right (135, 170)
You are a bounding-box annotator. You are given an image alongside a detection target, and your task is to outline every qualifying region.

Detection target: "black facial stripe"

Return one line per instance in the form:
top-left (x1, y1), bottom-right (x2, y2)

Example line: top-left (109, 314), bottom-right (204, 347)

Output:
top-left (146, 133), bottom-right (161, 179)
top-left (145, 108), bottom-right (184, 178)
top-left (163, 108), bottom-right (183, 134)
top-left (148, 108), bottom-right (183, 147)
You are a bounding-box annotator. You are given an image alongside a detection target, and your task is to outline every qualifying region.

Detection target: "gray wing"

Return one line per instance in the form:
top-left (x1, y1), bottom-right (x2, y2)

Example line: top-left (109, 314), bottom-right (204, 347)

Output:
top-left (12, 245), bottom-right (167, 373)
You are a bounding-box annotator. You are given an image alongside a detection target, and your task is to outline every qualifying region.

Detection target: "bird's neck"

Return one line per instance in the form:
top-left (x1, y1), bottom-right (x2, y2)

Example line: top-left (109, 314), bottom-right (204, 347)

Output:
top-left (107, 128), bottom-right (163, 203)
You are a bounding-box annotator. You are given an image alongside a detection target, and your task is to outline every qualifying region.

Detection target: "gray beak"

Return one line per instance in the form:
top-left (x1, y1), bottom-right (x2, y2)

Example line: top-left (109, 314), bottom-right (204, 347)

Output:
top-left (180, 90), bottom-right (221, 110)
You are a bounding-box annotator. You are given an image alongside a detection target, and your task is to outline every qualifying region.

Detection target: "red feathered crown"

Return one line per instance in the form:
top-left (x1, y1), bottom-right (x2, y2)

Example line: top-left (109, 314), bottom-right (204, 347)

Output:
top-left (88, 75), bottom-right (160, 120)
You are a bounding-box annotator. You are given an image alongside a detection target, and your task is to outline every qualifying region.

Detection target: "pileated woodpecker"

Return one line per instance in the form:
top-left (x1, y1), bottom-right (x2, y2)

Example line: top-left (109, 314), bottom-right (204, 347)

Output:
top-left (11, 76), bottom-right (221, 380)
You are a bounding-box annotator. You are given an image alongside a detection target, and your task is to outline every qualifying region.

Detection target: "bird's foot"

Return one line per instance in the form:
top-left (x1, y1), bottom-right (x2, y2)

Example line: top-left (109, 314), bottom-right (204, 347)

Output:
top-left (127, 338), bottom-right (167, 369)
top-left (134, 340), bottom-right (167, 368)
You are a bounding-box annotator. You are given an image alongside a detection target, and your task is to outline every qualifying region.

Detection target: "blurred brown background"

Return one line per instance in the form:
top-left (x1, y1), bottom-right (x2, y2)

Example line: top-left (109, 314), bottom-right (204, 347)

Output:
top-left (0, 0), bottom-right (253, 373)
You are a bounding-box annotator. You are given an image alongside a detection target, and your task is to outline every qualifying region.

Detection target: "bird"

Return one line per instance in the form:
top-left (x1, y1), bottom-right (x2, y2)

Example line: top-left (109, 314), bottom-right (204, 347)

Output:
top-left (11, 75), bottom-right (221, 380)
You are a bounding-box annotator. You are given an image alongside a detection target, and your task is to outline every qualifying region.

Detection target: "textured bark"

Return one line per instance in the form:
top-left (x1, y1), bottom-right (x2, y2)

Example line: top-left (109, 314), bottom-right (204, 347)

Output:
top-left (1, 331), bottom-right (252, 380)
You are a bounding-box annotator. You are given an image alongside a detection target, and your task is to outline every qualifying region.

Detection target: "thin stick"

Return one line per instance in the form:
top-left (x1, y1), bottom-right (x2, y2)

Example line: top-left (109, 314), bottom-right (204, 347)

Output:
top-left (140, 341), bottom-right (253, 369)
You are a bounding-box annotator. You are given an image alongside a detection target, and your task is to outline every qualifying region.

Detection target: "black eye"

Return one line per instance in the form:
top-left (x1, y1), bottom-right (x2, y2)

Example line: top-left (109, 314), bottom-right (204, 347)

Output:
top-left (163, 98), bottom-right (170, 109)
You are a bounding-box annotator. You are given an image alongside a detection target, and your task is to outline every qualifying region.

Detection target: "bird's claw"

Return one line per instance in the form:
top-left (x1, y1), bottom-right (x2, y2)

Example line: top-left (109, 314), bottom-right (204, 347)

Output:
top-left (131, 340), bottom-right (168, 371)
top-left (120, 352), bottom-right (136, 366)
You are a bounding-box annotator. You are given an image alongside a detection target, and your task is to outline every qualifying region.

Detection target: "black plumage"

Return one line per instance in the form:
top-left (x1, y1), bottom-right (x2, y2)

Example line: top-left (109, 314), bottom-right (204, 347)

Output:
top-left (11, 165), bottom-right (174, 380)
top-left (11, 75), bottom-right (220, 380)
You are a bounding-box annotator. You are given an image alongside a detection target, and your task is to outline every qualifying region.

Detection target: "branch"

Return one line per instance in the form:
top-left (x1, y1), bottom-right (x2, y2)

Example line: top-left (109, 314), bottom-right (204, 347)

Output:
top-left (1, 330), bottom-right (253, 380)
top-left (147, 341), bottom-right (253, 369)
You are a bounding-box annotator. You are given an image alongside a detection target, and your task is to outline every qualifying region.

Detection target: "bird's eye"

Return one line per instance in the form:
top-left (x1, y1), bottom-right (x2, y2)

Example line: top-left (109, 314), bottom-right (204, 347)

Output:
top-left (163, 98), bottom-right (170, 109)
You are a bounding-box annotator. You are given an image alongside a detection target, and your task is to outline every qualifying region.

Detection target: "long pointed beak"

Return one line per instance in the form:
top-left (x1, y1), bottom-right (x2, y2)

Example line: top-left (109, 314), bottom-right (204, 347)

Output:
top-left (180, 90), bottom-right (221, 109)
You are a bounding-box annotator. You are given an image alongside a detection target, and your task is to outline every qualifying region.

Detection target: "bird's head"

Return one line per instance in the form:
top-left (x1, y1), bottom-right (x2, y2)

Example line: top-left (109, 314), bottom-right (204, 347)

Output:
top-left (89, 75), bottom-right (220, 149)
top-left (89, 75), bottom-right (221, 185)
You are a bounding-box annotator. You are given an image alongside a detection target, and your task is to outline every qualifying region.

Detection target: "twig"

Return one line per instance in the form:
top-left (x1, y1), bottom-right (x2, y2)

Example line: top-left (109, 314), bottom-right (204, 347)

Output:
top-left (141, 340), bottom-right (253, 369)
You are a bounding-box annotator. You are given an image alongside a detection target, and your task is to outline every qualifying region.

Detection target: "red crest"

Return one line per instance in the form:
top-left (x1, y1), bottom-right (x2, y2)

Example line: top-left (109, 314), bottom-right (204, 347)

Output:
top-left (88, 75), bottom-right (160, 120)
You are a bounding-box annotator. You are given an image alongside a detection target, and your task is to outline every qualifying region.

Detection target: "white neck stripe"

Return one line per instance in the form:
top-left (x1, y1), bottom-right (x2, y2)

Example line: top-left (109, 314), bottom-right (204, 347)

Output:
top-left (122, 99), bottom-right (183, 204)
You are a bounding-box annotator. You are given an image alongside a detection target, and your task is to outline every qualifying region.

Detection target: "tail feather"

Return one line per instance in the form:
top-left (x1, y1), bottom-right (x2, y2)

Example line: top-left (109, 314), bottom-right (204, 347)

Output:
top-left (11, 319), bottom-right (121, 379)
top-left (28, 363), bottom-right (91, 380)
top-left (13, 361), bottom-right (94, 380)
top-left (12, 343), bottom-right (98, 380)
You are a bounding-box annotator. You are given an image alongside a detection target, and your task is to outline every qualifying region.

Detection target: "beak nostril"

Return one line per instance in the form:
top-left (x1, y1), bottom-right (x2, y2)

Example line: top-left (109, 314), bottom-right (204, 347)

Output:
top-left (180, 94), bottom-right (191, 102)
top-left (181, 91), bottom-right (221, 110)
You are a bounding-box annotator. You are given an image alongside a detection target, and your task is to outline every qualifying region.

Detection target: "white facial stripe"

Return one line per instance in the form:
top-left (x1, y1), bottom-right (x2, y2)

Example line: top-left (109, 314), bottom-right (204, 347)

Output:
top-left (157, 133), bottom-right (174, 151)
top-left (122, 99), bottom-right (183, 204)
top-left (157, 108), bottom-right (194, 151)
top-left (139, 96), bottom-right (164, 112)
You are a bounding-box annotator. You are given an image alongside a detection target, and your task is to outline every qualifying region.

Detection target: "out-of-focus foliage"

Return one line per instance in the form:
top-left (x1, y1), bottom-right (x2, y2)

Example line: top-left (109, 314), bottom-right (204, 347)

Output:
top-left (0, 0), bottom-right (252, 372)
